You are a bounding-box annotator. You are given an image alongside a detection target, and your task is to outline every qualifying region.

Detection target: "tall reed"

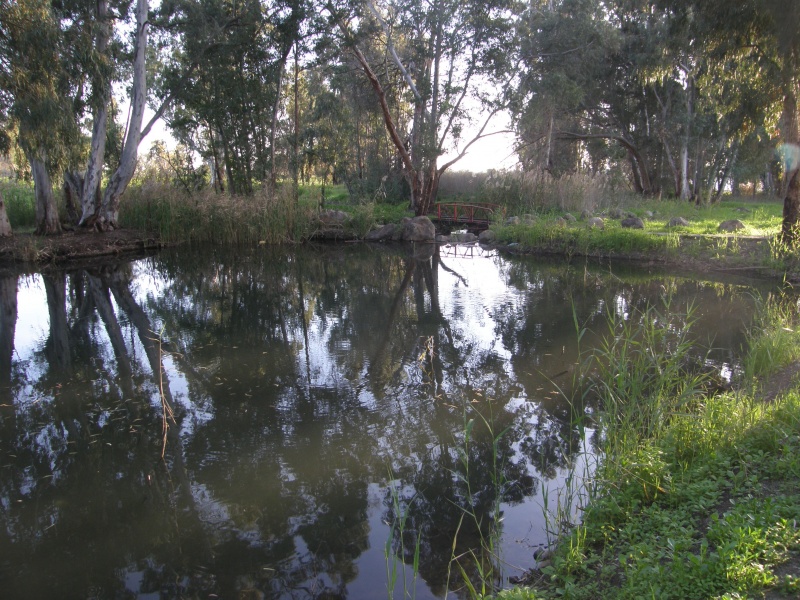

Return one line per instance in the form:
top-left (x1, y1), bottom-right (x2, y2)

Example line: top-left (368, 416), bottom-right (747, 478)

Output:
top-left (120, 183), bottom-right (317, 244)
top-left (480, 171), bottom-right (628, 215)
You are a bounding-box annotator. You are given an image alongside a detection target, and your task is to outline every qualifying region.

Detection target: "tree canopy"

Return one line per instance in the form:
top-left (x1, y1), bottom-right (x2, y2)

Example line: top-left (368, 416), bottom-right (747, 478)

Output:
top-left (1, 0), bottom-right (799, 239)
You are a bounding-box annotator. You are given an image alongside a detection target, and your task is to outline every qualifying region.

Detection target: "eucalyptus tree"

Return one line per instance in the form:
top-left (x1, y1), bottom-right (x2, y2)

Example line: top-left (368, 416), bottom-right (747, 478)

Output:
top-left (158, 0), bottom-right (307, 195)
top-left (516, 0), bottom-right (771, 201)
top-left (0, 0), bottom-right (82, 234)
top-left (664, 0), bottom-right (800, 242)
top-left (326, 0), bottom-right (519, 215)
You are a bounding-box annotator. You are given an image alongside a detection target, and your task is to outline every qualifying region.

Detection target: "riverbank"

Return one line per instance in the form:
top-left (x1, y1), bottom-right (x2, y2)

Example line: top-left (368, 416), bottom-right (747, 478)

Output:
top-left (1, 216), bottom-right (799, 598)
top-left (497, 298), bottom-right (800, 600)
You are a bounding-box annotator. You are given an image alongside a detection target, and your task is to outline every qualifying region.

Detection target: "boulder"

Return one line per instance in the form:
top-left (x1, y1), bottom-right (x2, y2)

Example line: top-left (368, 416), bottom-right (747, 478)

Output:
top-left (718, 219), bottom-right (745, 233)
top-left (392, 217), bottom-right (412, 241)
top-left (587, 217), bottom-right (605, 230)
top-left (554, 217), bottom-right (568, 228)
top-left (479, 229), bottom-right (497, 243)
top-left (505, 216), bottom-right (521, 226)
top-left (563, 213), bottom-right (577, 223)
top-left (609, 207), bottom-right (625, 219)
top-left (401, 216), bottom-right (436, 242)
top-left (668, 217), bottom-right (690, 228)
top-left (580, 209), bottom-right (593, 221)
top-left (450, 232), bottom-right (478, 243)
top-left (436, 234), bottom-right (450, 244)
top-left (365, 223), bottom-right (398, 242)
top-left (318, 209), bottom-right (349, 226)
top-left (621, 217), bottom-right (645, 229)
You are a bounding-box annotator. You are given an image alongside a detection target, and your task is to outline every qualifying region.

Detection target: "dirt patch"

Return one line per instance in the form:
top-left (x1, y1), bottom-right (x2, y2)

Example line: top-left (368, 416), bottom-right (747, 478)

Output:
top-left (0, 228), bottom-right (166, 270)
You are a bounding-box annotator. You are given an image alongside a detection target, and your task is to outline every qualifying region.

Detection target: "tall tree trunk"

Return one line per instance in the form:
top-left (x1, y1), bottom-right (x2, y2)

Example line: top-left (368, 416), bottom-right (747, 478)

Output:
top-left (679, 142), bottom-right (691, 200)
top-left (79, 0), bottom-right (111, 226)
top-left (680, 75), bottom-right (693, 200)
top-left (97, 0), bottom-right (148, 229)
top-left (293, 41), bottom-right (300, 202)
top-left (781, 77), bottom-right (800, 245)
top-left (269, 49), bottom-right (290, 189)
top-left (28, 151), bottom-right (62, 235)
top-left (0, 190), bottom-right (12, 237)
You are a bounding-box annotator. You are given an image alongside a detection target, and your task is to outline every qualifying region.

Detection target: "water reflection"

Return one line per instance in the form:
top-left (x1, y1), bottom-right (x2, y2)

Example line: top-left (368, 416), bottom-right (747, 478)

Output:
top-left (0, 244), bottom-right (771, 599)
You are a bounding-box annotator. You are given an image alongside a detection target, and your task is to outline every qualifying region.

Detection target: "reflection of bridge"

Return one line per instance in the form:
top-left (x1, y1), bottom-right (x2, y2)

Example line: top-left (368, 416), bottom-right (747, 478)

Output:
top-left (429, 203), bottom-right (501, 233)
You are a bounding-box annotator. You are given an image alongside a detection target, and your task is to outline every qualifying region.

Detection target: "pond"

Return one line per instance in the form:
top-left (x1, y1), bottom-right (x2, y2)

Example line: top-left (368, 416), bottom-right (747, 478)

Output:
top-left (0, 242), bottom-right (777, 599)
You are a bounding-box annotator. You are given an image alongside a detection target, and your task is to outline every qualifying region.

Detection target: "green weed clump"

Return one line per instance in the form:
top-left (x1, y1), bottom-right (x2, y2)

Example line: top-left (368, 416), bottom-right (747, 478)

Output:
top-left (513, 298), bottom-right (800, 600)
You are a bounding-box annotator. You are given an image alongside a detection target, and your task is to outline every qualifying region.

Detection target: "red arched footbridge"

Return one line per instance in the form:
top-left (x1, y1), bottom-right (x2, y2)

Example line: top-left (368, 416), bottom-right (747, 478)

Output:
top-left (428, 203), bottom-right (501, 233)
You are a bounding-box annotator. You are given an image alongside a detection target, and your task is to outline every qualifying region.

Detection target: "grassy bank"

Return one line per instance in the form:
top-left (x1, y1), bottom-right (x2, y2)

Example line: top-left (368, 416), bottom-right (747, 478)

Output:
top-left (489, 198), bottom-right (800, 278)
top-left (497, 295), bottom-right (800, 600)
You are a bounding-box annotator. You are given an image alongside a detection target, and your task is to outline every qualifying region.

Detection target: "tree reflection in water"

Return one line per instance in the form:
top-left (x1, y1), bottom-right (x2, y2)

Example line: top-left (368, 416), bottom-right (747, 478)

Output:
top-left (0, 245), bottom-right (764, 599)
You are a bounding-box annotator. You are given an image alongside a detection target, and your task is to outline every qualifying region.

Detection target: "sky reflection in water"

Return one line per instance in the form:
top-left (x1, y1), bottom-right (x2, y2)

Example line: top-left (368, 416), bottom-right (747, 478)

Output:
top-left (0, 244), bottom-right (769, 599)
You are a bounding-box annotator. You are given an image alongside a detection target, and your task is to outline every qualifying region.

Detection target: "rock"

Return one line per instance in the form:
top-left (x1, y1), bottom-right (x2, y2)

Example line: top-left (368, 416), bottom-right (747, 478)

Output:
top-left (626, 211), bottom-right (638, 219)
top-left (479, 229), bottom-right (497, 243)
top-left (609, 208), bottom-right (625, 219)
top-left (718, 219), bottom-right (745, 233)
top-left (401, 215), bottom-right (436, 242)
top-left (587, 217), bottom-right (605, 229)
top-left (563, 213), bottom-right (577, 223)
top-left (554, 217), bottom-right (568, 227)
top-left (668, 217), bottom-right (690, 228)
top-left (365, 223), bottom-right (398, 241)
top-left (318, 209), bottom-right (349, 226)
top-left (392, 217), bottom-right (412, 241)
top-left (580, 209), bottom-right (593, 220)
top-left (621, 217), bottom-right (645, 229)
top-left (533, 547), bottom-right (553, 561)
top-left (450, 232), bottom-right (478, 243)
top-left (436, 234), bottom-right (450, 244)
top-left (505, 216), bottom-right (521, 226)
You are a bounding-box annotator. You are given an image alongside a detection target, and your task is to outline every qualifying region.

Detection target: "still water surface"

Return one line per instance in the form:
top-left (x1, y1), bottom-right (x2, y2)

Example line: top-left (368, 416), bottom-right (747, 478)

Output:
top-left (0, 243), bottom-right (775, 599)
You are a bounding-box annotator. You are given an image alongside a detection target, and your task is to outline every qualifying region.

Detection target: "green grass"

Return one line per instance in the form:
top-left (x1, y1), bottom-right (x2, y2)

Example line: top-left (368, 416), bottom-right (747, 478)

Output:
top-left (496, 219), bottom-right (682, 259)
top-left (507, 296), bottom-right (800, 600)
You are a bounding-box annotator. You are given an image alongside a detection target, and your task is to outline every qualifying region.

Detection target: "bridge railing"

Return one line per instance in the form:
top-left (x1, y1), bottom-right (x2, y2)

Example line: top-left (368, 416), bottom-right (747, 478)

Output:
top-left (429, 203), bottom-right (502, 225)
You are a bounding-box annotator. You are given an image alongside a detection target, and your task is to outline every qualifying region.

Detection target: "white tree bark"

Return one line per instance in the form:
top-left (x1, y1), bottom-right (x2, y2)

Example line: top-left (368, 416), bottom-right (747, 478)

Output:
top-left (97, 0), bottom-right (148, 229)
top-left (0, 190), bottom-right (12, 237)
top-left (79, 0), bottom-right (111, 226)
top-left (29, 151), bottom-right (62, 235)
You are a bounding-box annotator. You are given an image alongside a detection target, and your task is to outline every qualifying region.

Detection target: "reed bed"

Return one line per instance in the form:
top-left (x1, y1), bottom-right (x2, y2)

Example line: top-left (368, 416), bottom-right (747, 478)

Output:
top-left (120, 183), bottom-right (318, 245)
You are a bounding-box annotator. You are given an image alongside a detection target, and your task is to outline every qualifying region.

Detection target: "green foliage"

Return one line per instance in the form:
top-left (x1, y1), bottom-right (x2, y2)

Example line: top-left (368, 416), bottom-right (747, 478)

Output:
top-left (495, 219), bottom-right (680, 259)
top-left (0, 179), bottom-right (36, 229)
top-left (742, 293), bottom-right (800, 380)
top-left (515, 298), bottom-right (800, 600)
